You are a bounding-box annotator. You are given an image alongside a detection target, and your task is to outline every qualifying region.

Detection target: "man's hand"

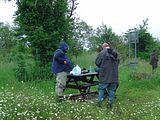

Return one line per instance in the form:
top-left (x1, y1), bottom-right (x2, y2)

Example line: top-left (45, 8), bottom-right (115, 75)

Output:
top-left (64, 61), bottom-right (67, 64)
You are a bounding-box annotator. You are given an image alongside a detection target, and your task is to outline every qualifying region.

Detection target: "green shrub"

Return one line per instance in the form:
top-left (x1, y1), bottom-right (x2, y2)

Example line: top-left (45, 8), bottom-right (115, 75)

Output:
top-left (129, 71), bottom-right (151, 81)
top-left (14, 53), bottom-right (28, 81)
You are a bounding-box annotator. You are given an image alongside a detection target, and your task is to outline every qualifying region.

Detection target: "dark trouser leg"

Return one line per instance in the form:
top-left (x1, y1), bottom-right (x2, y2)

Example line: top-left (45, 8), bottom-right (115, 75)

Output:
top-left (97, 83), bottom-right (108, 107)
top-left (107, 83), bottom-right (118, 108)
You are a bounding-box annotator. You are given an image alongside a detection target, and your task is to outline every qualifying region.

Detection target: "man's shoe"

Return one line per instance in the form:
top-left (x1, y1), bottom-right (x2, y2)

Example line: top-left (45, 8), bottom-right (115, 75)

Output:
top-left (108, 102), bottom-right (112, 109)
top-left (97, 101), bottom-right (102, 107)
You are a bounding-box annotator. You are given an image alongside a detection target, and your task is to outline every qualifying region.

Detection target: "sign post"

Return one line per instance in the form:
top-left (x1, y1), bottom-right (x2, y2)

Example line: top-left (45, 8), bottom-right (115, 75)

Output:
top-left (128, 30), bottom-right (139, 68)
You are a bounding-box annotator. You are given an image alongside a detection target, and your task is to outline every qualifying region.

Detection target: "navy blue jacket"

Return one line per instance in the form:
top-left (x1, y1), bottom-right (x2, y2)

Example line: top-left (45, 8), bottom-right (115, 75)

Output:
top-left (52, 42), bottom-right (72, 74)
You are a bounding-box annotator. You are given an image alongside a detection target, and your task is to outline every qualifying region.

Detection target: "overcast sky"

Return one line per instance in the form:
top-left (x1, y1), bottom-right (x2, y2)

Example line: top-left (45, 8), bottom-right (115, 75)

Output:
top-left (0, 1), bottom-right (17, 24)
top-left (0, 0), bottom-right (159, 39)
top-left (76, 0), bottom-right (160, 39)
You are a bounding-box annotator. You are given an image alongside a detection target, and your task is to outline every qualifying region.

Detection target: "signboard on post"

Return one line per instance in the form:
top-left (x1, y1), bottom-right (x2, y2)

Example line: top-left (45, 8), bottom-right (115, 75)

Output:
top-left (128, 30), bottom-right (139, 68)
top-left (128, 31), bottom-right (139, 43)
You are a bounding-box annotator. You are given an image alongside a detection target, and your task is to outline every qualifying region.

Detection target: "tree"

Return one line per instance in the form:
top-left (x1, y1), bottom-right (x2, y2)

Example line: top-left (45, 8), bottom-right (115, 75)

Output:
top-left (73, 19), bottom-right (94, 49)
top-left (0, 22), bottom-right (16, 53)
top-left (90, 24), bottom-right (119, 49)
top-left (14, 0), bottom-right (77, 65)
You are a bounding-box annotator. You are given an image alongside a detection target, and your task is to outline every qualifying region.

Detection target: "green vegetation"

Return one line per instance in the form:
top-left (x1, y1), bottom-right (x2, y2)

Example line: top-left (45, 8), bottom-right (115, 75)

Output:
top-left (1, 53), bottom-right (160, 120)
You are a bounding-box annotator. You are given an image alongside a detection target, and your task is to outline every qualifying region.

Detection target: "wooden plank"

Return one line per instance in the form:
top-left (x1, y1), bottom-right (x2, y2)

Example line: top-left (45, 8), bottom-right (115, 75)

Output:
top-left (67, 72), bottom-right (98, 78)
top-left (62, 91), bottom-right (98, 100)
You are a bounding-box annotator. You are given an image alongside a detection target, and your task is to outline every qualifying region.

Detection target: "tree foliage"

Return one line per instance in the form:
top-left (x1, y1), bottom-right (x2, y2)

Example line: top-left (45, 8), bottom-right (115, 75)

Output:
top-left (15, 0), bottom-right (77, 65)
top-left (0, 22), bottom-right (16, 52)
top-left (73, 19), bottom-right (94, 49)
top-left (90, 24), bottom-right (119, 48)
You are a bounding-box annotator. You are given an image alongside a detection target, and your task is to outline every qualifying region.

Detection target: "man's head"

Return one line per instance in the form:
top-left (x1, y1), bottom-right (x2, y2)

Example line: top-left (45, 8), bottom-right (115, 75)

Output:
top-left (59, 41), bottom-right (69, 53)
top-left (102, 43), bottom-right (110, 49)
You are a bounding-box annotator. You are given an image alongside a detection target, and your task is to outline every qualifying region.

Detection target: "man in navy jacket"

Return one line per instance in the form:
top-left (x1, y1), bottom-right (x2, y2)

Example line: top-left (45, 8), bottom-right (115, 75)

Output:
top-left (52, 41), bottom-right (72, 99)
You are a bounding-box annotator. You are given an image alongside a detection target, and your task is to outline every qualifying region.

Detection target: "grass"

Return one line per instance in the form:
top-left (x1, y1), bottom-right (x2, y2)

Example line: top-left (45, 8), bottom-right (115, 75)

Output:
top-left (1, 52), bottom-right (160, 119)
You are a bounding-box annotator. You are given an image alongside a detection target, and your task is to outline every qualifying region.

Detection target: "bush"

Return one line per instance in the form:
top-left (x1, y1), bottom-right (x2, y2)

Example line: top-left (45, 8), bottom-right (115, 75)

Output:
top-left (129, 71), bottom-right (151, 81)
top-left (14, 53), bottom-right (28, 81)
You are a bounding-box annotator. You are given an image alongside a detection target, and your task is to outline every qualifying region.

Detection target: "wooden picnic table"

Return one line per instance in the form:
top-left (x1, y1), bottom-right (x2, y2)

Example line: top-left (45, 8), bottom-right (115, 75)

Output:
top-left (65, 72), bottom-right (99, 99)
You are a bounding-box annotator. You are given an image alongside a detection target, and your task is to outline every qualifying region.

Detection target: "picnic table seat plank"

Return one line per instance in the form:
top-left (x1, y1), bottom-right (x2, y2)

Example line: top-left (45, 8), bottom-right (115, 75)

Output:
top-left (66, 81), bottom-right (98, 89)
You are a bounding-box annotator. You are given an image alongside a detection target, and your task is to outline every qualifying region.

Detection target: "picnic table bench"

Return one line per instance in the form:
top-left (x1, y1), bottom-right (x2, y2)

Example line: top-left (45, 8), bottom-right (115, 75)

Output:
top-left (64, 72), bottom-right (99, 99)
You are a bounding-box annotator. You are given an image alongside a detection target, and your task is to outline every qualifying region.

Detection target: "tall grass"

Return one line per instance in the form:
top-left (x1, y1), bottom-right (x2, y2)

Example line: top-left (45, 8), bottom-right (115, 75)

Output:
top-left (71, 52), bottom-right (97, 71)
top-left (1, 52), bottom-right (160, 119)
top-left (0, 61), bottom-right (16, 86)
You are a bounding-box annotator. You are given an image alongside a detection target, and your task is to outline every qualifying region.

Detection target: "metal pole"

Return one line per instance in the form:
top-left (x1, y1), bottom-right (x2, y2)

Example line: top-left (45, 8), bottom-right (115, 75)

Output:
top-left (135, 41), bottom-right (137, 63)
top-left (129, 40), bottom-right (130, 64)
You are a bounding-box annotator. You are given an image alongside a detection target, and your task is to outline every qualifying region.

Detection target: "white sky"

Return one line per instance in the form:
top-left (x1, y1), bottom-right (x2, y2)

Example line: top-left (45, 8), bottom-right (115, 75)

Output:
top-left (0, 0), bottom-right (159, 39)
top-left (76, 0), bottom-right (160, 39)
top-left (0, 1), bottom-right (17, 24)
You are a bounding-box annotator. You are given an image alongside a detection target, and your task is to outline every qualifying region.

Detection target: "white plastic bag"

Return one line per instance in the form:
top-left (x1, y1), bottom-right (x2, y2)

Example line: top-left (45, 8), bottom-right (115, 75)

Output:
top-left (70, 65), bottom-right (81, 75)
